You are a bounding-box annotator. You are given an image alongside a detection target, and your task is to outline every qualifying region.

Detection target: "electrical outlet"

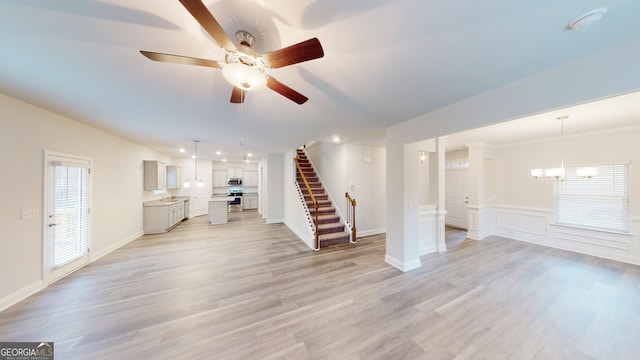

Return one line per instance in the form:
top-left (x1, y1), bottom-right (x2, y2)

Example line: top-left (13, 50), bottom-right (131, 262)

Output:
top-left (21, 209), bottom-right (40, 220)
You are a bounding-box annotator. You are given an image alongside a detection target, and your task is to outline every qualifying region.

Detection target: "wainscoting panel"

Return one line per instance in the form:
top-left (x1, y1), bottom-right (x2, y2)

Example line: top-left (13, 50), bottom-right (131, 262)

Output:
top-left (419, 206), bottom-right (438, 255)
top-left (490, 206), bottom-right (640, 266)
top-left (496, 210), bottom-right (547, 236)
top-left (552, 226), bottom-right (631, 251)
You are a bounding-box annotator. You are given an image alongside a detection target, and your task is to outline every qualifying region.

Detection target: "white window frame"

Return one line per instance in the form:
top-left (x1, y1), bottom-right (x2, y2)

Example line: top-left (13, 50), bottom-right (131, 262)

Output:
top-left (554, 163), bottom-right (629, 234)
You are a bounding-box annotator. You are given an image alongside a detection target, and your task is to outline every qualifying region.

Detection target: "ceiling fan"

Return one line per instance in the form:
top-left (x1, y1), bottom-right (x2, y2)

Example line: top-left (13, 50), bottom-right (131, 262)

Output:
top-left (140, 0), bottom-right (324, 105)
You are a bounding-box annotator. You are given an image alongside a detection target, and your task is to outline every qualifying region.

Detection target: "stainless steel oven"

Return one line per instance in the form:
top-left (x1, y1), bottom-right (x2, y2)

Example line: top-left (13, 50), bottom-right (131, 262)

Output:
top-left (228, 191), bottom-right (243, 212)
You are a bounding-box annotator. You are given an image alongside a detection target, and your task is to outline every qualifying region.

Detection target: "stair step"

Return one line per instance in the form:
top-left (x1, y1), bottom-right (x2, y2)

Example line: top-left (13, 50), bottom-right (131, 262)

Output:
top-left (307, 202), bottom-right (332, 210)
top-left (301, 187), bottom-right (323, 193)
top-left (317, 214), bottom-right (340, 224)
top-left (309, 207), bottom-right (336, 215)
top-left (318, 222), bottom-right (345, 234)
top-left (300, 187), bottom-right (323, 194)
top-left (319, 231), bottom-right (351, 247)
top-left (304, 194), bottom-right (328, 201)
top-left (297, 177), bottom-right (318, 183)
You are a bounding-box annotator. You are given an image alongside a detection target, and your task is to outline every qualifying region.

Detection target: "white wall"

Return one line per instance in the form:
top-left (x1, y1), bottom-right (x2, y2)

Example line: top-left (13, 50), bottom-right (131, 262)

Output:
top-left (264, 153), bottom-right (284, 223)
top-left (0, 92), bottom-right (171, 310)
top-left (305, 142), bottom-right (386, 236)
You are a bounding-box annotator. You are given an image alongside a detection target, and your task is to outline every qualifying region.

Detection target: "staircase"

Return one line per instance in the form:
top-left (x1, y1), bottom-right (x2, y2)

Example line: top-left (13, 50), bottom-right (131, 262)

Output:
top-left (296, 149), bottom-right (351, 248)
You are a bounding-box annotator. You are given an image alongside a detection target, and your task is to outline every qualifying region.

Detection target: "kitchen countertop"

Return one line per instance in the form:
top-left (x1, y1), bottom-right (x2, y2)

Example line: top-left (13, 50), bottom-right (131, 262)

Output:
top-left (209, 197), bottom-right (235, 202)
top-left (143, 197), bottom-right (189, 207)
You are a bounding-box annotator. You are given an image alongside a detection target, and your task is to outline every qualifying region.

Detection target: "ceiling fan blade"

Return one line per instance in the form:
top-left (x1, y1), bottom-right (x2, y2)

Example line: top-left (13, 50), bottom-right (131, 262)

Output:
top-left (140, 51), bottom-right (223, 68)
top-left (179, 0), bottom-right (236, 51)
top-left (262, 38), bottom-right (324, 69)
top-left (266, 76), bottom-right (308, 104)
top-left (230, 87), bottom-right (246, 103)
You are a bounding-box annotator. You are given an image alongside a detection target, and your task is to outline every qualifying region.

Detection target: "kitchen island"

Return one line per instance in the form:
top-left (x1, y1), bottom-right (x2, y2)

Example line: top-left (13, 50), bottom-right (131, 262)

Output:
top-left (209, 196), bottom-right (233, 224)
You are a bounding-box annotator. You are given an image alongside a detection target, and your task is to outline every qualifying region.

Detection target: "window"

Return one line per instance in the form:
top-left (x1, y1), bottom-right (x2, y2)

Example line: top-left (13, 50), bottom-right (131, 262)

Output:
top-left (445, 160), bottom-right (469, 169)
top-left (554, 163), bottom-right (629, 233)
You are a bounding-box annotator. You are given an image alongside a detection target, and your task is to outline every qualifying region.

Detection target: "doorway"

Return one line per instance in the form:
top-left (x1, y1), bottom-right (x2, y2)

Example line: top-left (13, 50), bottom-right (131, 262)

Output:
top-left (445, 168), bottom-right (468, 229)
top-left (44, 152), bottom-right (92, 283)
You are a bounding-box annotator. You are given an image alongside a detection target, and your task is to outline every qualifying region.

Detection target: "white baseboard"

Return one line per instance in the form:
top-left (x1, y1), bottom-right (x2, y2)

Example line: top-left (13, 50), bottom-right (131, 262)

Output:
top-left (385, 254), bottom-right (421, 272)
top-left (0, 280), bottom-right (43, 313)
top-left (1, 231), bottom-right (143, 313)
top-left (358, 228), bottom-right (386, 237)
top-left (91, 231), bottom-right (143, 262)
top-left (266, 218), bottom-right (284, 224)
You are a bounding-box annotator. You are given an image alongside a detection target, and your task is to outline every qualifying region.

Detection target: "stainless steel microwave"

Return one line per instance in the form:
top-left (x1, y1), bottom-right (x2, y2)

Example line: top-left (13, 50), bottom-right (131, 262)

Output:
top-left (227, 178), bottom-right (242, 186)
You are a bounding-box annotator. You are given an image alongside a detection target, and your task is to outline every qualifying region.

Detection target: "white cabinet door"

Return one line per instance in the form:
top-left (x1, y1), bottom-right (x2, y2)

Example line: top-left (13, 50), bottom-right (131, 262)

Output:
top-left (143, 160), bottom-right (166, 191)
top-left (213, 170), bottom-right (228, 187)
top-left (244, 170), bottom-right (258, 187)
top-left (243, 195), bottom-right (258, 209)
top-left (227, 167), bottom-right (244, 179)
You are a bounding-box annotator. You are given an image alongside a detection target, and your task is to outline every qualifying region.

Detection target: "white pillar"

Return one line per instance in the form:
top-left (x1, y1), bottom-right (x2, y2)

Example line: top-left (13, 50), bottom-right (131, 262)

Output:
top-left (385, 136), bottom-right (421, 272)
top-left (436, 137), bottom-right (447, 251)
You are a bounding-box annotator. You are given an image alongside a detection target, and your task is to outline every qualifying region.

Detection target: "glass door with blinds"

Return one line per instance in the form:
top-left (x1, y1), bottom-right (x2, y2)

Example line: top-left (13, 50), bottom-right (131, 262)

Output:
top-left (44, 152), bottom-right (92, 283)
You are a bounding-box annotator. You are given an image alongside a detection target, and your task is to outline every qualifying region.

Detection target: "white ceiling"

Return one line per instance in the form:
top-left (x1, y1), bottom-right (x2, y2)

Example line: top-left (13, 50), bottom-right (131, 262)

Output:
top-left (1, 1), bottom-right (640, 161)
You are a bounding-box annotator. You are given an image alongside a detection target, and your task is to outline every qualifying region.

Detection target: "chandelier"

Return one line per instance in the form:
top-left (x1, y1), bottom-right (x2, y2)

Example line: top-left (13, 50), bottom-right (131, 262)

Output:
top-left (530, 115), bottom-right (597, 180)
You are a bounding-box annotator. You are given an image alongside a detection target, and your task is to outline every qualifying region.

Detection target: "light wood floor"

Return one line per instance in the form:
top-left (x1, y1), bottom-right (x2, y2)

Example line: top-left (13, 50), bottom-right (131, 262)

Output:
top-left (1, 212), bottom-right (640, 359)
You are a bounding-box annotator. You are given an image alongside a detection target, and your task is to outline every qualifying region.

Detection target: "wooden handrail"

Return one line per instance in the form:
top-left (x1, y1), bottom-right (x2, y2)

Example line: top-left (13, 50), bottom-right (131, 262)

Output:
top-left (345, 192), bottom-right (357, 243)
top-left (295, 157), bottom-right (319, 250)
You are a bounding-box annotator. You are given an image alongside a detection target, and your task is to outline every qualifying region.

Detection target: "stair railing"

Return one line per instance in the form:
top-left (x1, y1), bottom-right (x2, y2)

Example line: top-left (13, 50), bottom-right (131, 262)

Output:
top-left (295, 157), bottom-right (320, 250)
top-left (345, 192), bottom-right (357, 243)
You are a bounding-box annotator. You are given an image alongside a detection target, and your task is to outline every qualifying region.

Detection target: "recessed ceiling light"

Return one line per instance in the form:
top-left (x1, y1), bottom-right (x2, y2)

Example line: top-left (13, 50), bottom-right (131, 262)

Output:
top-left (333, 135), bottom-right (341, 143)
top-left (247, 153), bottom-right (252, 157)
top-left (568, 8), bottom-right (607, 31)
top-left (216, 151), bottom-right (221, 155)
top-left (179, 148), bottom-right (185, 153)
top-left (222, 158), bottom-right (227, 162)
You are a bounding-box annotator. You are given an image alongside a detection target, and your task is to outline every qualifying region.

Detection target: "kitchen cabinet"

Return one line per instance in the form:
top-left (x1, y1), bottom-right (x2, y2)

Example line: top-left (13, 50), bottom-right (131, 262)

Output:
top-left (244, 170), bottom-right (258, 187)
top-left (243, 194), bottom-right (258, 210)
top-left (143, 200), bottom-right (185, 234)
top-left (143, 160), bottom-right (166, 191)
top-left (227, 167), bottom-right (244, 179)
top-left (166, 165), bottom-right (182, 189)
top-left (213, 170), bottom-right (228, 187)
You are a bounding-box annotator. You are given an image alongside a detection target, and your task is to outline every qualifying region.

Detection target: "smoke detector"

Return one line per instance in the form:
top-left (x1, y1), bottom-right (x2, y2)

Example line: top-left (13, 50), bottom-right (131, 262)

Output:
top-left (568, 8), bottom-right (608, 31)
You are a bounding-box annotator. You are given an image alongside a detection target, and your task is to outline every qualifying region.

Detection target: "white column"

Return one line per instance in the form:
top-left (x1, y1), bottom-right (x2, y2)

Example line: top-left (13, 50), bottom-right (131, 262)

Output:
top-left (385, 137), bottom-right (421, 272)
top-left (436, 137), bottom-right (447, 251)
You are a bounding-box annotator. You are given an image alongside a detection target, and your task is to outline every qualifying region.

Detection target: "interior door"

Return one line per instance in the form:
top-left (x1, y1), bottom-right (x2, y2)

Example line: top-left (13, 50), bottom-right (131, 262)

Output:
top-left (44, 152), bottom-right (91, 283)
top-left (445, 169), bottom-right (468, 229)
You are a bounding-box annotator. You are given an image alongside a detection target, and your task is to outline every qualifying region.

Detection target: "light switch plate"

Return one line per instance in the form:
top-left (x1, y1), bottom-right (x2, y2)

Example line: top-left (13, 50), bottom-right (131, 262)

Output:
top-left (21, 209), bottom-right (40, 220)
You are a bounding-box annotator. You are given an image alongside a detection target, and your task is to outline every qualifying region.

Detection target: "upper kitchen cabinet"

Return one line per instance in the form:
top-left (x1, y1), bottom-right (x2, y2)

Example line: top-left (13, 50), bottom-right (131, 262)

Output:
top-left (213, 170), bottom-right (228, 188)
top-left (166, 165), bottom-right (182, 189)
top-left (227, 167), bottom-right (243, 179)
top-left (244, 170), bottom-right (258, 187)
top-left (143, 160), bottom-right (166, 191)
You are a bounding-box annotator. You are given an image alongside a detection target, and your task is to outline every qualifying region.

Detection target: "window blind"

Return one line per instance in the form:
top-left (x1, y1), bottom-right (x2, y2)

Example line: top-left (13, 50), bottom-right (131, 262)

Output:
top-left (554, 164), bottom-right (629, 233)
top-left (52, 164), bottom-right (90, 267)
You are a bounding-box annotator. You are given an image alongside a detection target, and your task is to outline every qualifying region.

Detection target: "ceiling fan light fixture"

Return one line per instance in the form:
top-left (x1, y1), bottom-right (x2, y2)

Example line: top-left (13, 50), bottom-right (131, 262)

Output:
top-left (222, 63), bottom-right (266, 91)
top-left (568, 8), bottom-right (608, 31)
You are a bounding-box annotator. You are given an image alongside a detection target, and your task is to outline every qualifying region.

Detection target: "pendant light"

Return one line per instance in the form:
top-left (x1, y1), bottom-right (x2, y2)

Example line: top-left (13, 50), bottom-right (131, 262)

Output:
top-left (183, 140), bottom-right (205, 188)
